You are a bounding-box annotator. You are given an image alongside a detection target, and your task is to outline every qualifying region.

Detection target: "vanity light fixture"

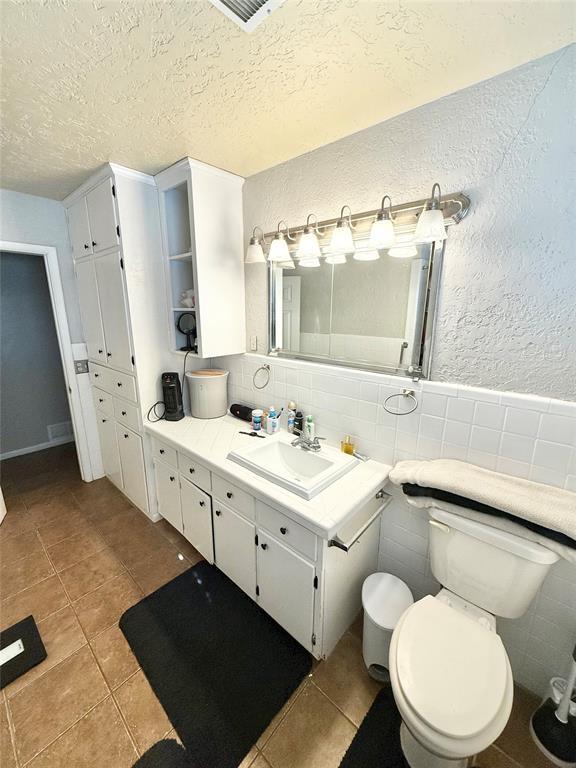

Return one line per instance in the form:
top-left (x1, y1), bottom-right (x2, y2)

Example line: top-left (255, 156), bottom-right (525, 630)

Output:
top-left (325, 251), bottom-right (347, 265)
top-left (245, 226), bottom-right (267, 263)
top-left (353, 248), bottom-right (380, 262)
top-left (330, 205), bottom-right (356, 255)
top-left (297, 214), bottom-right (323, 262)
top-left (268, 220), bottom-right (294, 265)
top-left (388, 244), bottom-right (418, 258)
top-left (414, 183), bottom-right (447, 244)
top-left (279, 259), bottom-right (296, 270)
top-left (369, 195), bottom-right (396, 249)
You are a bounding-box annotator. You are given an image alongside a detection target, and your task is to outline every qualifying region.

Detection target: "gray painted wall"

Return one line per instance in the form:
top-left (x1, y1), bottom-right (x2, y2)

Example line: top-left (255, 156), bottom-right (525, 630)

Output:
top-left (243, 45), bottom-right (576, 401)
top-left (0, 188), bottom-right (82, 342)
top-left (0, 252), bottom-right (71, 455)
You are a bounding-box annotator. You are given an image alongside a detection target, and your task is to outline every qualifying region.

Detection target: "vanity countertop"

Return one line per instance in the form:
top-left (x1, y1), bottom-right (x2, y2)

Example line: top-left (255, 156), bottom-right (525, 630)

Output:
top-left (145, 414), bottom-right (391, 538)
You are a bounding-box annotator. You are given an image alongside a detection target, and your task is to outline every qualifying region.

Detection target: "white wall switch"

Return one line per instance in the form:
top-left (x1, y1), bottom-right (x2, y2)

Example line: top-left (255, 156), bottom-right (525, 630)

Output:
top-left (250, 335), bottom-right (258, 352)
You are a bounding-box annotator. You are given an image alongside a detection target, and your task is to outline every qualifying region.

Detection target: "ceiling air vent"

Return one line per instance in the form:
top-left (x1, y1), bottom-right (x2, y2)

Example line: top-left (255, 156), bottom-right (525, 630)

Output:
top-left (207, 0), bottom-right (285, 32)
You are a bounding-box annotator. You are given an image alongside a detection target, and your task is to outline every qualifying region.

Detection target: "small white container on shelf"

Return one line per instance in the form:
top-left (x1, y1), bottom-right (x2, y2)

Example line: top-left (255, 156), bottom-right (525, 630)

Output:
top-left (186, 369), bottom-right (229, 419)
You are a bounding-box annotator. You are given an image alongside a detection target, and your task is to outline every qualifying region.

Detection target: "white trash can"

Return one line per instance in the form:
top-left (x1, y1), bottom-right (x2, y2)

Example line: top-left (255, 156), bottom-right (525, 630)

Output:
top-left (362, 572), bottom-right (414, 682)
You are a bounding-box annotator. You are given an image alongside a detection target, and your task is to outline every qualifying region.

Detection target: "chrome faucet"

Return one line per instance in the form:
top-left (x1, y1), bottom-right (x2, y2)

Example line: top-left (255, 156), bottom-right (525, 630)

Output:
top-left (291, 429), bottom-right (325, 452)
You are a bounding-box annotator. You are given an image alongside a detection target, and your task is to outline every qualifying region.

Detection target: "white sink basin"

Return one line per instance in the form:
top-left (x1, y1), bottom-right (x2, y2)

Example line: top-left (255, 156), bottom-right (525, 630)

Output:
top-left (227, 431), bottom-right (358, 499)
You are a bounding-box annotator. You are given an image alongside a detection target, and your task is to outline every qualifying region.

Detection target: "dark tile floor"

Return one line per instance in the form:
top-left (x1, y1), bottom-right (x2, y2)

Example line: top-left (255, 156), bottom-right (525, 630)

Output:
top-left (0, 445), bottom-right (553, 767)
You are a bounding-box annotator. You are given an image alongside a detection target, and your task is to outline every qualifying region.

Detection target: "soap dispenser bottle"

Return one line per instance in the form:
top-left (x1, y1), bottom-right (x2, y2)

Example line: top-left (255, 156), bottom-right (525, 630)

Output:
top-left (305, 414), bottom-right (315, 440)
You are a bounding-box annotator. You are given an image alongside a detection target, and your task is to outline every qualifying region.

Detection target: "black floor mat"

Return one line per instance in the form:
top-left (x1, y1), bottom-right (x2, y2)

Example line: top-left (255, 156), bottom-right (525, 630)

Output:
top-left (0, 615), bottom-right (47, 689)
top-left (339, 685), bottom-right (408, 768)
top-left (120, 561), bottom-right (312, 768)
top-left (132, 740), bottom-right (191, 768)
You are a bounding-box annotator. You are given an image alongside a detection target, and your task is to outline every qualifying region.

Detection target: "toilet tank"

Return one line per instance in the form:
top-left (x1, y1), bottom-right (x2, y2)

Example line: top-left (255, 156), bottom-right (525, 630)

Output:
top-left (428, 509), bottom-right (559, 619)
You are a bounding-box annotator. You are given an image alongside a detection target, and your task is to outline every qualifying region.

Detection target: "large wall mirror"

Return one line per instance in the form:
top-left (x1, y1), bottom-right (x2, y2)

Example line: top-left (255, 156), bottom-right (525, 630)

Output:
top-left (269, 241), bottom-right (441, 377)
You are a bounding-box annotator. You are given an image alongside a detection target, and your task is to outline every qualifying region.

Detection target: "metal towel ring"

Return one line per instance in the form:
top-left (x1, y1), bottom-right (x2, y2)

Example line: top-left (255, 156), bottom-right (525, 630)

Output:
top-left (253, 364), bottom-right (271, 390)
top-left (383, 389), bottom-right (418, 416)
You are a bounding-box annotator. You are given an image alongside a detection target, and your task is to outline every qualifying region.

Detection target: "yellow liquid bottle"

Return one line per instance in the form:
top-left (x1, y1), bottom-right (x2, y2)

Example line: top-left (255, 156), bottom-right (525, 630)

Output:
top-left (341, 435), bottom-right (355, 455)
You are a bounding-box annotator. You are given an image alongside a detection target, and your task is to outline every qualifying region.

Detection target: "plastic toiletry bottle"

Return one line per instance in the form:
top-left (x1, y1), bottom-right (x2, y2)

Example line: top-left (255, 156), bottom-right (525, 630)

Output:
top-left (305, 414), bottom-right (315, 440)
top-left (341, 435), bottom-right (355, 454)
top-left (294, 410), bottom-right (304, 435)
top-left (251, 409), bottom-right (263, 432)
top-left (267, 406), bottom-right (279, 435)
top-left (287, 401), bottom-right (296, 433)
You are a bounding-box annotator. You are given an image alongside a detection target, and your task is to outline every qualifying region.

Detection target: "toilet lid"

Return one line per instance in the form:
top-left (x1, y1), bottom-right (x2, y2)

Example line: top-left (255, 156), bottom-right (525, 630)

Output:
top-left (395, 596), bottom-right (508, 740)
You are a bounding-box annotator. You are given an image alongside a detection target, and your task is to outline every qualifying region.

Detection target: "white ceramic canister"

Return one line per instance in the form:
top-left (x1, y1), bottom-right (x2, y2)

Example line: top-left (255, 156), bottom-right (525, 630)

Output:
top-left (185, 369), bottom-right (229, 418)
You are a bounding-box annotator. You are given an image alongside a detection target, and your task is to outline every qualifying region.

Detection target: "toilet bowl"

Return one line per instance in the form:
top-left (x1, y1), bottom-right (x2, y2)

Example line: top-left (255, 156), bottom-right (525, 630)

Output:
top-left (389, 592), bottom-right (514, 767)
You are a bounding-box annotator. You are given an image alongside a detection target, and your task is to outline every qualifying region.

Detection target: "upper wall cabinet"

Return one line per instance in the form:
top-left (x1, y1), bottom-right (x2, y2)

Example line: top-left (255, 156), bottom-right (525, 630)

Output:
top-left (155, 158), bottom-right (246, 359)
top-left (67, 178), bottom-right (119, 259)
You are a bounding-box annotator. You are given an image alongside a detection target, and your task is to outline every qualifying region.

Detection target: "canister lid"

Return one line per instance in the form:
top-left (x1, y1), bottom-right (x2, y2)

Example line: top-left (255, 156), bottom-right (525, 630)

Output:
top-left (186, 369), bottom-right (228, 377)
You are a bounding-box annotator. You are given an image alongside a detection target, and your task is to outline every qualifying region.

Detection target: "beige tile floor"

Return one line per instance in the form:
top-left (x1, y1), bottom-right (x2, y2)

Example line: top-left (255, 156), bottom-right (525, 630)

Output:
top-left (0, 445), bottom-right (553, 767)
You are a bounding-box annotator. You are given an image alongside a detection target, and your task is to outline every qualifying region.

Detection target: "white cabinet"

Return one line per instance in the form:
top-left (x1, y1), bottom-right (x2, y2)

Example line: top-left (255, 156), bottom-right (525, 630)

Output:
top-left (67, 197), bottom-right (92, 259)
top-left (181, 477), bottom-right (214, 563)
top-left (75, 258), bottom-right (106, 363)
top-left (96, 415), bottom-right (122, 490)
top-left (257, 530), bottom-right (316, 651)
top-left (95, 251), bottom-right (133, 372)
top-left (155, 158), bottom-right (245, 359)
top-left (86, 178), bottom-right (119, 253)
top-left (117, 425), bottom-right (147, 512)
top-left (155, 460), bottom-right (183, 533)
top-left (213, 502), bottom-right (256, 598)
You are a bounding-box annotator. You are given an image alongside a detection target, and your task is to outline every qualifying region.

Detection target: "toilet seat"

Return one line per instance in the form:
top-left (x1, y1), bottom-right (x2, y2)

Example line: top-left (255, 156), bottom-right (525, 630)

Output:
top-left (390, 595), bottom-right (514, 761)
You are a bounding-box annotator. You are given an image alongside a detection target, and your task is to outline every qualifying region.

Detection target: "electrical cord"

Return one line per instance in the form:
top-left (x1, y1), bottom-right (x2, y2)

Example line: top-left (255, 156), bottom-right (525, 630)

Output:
top-left (147, 401), bottom-right (166, 423)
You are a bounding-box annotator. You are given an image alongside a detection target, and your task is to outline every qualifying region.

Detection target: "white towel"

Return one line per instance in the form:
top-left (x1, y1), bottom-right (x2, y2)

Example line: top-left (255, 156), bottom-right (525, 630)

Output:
top-left (389, 459), bottom-right (576, 562)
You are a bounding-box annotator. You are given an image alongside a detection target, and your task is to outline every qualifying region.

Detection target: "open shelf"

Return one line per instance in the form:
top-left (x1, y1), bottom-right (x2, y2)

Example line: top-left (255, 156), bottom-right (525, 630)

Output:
top-left (169, 251), bottom-right (193, 261)
top-left (164, 183), bottom-right (192, 258)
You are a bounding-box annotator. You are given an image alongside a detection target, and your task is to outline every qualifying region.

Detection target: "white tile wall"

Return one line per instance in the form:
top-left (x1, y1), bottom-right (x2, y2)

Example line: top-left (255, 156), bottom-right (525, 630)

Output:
top-left (218, 353), bottom-right (576, 695)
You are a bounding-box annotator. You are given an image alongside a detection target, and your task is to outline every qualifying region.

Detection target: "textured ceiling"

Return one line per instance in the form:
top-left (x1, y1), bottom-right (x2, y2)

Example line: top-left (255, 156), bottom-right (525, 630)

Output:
top-left (1, 0), bottom-right (573, 199)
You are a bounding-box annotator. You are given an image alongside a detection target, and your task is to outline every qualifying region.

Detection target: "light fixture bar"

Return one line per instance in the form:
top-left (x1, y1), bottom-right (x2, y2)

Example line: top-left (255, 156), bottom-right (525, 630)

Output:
top-left (260, 192), bottom-right (469, 243)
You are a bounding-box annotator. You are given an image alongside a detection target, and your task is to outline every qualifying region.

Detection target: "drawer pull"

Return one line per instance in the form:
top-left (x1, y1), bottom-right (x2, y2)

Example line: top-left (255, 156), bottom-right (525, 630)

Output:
top-left (170, 476), bottom-right (175, 482)
top-left (92, 241), bottom-right (97, 247)
top-left (121, 410), bottom-right (127, 416)
top-left (98, 398), bottom-right (103, 403)
top-left (102, 418), bottom-right (106, 423)
top-left (98, 349), bottom-right (103, 354)
top-left (94, 373), bottom-right (99, 378)
top-left (84, 243), bottom-right (89, 250)
top-left (280, 527), bottom-right (287, 535)
top-left (261, 543), bottom-right (268, 551)
top-left (107, 352), bottom-right (112, 357)
top-left (199, 500), bottom-right (205, 507)
top-left (124, 433), bottom-right (129, 439)
top-left (215, 509), bottom-right (221, 517)
top-left (159, 449), bottom-right (165, 454)
top-left (189, 467), bottom-right (195, 474)
top-left (117, 382), bottom-right (122, 387)
top-left (226, 491), bottom-right (233, 499)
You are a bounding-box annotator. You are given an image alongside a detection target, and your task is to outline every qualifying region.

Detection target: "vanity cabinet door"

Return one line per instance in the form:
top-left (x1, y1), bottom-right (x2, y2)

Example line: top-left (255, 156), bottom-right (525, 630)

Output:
top-left (94, 251), bottom-right (133, 373)
top-left (180, 477), bottom-right (214, 563)
top-left (117, 426), bottom-right (148, 514)
top-left (154, 460), bottom-right (183, 533)
top-left (257, 530), bottom-right (316, 652)
top-left (75, 258), bottom-right (106, 364)
top-left (96, 415), bottom-right (123, 491)
top-left (213, 503), bottom-right (256, 598)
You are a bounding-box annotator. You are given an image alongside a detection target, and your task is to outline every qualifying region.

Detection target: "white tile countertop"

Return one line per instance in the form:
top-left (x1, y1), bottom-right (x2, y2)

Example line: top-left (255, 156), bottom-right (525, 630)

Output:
top-left (145, 414), bottom-right (391, 539)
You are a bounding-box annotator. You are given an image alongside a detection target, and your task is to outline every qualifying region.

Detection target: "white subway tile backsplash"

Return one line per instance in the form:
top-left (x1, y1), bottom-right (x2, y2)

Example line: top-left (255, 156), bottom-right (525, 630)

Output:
top-left (470, 425), bottom-right (501, 454)
top-left (496, 457), bottom-right (531, 479)
top-left (421, 392), bottom-right (448, 418)
top-left (539, 413), bottom-right (576, 446)
top-left (419, 414), bottom-right (445, 441)
top-left (446, 397), bottom-right (475, 423)
top-left (443, 420), bottom-right (471, 447)
top-left (466, 449), bottom-right (498, 470)
top-left (499, 432), bottom-right (535, 464)
top-left (474, 401), bottom-right (506, 430)
top-left (360, 381), bottom-right (379, 403)
top-left (533, 440), bottom-right (573, 472)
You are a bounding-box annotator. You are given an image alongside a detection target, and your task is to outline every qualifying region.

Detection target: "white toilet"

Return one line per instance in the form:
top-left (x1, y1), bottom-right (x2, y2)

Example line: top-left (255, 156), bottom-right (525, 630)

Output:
top-left (388, 507), bottom-right (560, 768)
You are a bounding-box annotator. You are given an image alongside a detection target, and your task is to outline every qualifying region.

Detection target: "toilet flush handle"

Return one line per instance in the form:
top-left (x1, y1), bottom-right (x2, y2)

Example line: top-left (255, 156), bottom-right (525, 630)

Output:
top-left (429, 519), bottom-right (450, 533)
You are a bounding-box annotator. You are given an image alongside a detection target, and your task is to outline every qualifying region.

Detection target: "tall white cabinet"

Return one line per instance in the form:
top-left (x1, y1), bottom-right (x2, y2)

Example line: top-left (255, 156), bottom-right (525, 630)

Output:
top-left (65, 164), bottom-right (169, 517)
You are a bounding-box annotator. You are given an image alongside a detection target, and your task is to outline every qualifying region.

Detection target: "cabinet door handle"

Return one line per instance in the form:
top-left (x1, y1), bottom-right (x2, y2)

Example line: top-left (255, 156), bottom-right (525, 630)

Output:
top-left (280, 527), bottom-right (287, 535)
top-left (159, 449), bottom-right (165, 454)
top-left (124, 433), bottom-right (129, 439)
top-left (215, 509), bottom-right (221, 517)
top-left (94, 373), bottom-right (99, 378)
top-left (107, 352), bottom-right (112, 357)
top-left (117, 382), bottom-right (122, 387)
top-left (98, 398), bottom-right (103, 403)
top-left (261, 543), bottom-right (268, 551)
top-left (226, 491), bottom-right (233, 499)
top-left (170, 476), bottom-right (175, 482)
top-left (121, 410), bottom-right (126, 416)
top-left (84, 243), bottom-right (89, 250)
top-left (189, 467), bottom-right (195, 474)
top-left (98, 349), bottom-right (103, 354)
top-left (92, 241), bottom-right (97, 247)
top-left (199, 500), bottom-right (205, 507)
top-left (102, 418), bottom-right (106, 423)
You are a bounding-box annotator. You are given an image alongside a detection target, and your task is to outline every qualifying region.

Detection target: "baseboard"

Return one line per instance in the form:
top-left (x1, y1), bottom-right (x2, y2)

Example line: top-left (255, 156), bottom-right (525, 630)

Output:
top-left (0, 437), bottom-right (75, 461)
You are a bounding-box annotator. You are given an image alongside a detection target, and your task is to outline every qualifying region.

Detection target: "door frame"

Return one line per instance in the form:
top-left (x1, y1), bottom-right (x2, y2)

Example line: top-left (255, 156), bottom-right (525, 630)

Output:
top-left (1, 239), bottom-right (95, 481)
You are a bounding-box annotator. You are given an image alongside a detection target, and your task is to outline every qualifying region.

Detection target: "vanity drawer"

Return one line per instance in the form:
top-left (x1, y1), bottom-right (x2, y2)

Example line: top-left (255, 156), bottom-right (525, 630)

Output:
top-left (257, 501), bottom-right (317, 561)
top-left (151, 438), bottom-right (177, 467)
top-left (212, 475), bottom-right (255, 521)
top-left (89, 363), bottom-right (113, 392)
top-left (93, 387), bottom-right (114, 417)
top-left (110, 370), bottom-right (137, 403)
top-left (178, 454), bottom-right (211, 494)
top-left (114, 398), bottom-right (140, 432)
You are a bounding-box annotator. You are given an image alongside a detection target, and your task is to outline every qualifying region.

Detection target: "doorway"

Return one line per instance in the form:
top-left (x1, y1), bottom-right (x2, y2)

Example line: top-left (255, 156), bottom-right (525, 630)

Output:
top-left (0, 240), bottom-right (97, 482)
